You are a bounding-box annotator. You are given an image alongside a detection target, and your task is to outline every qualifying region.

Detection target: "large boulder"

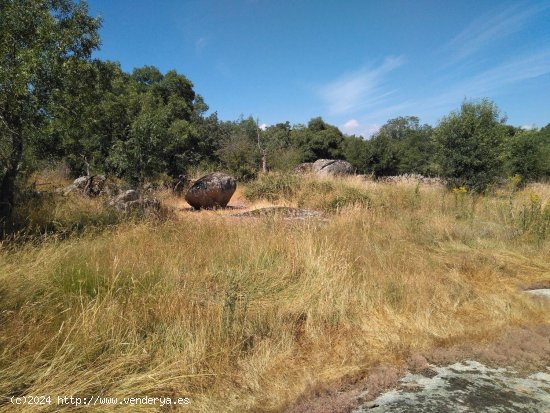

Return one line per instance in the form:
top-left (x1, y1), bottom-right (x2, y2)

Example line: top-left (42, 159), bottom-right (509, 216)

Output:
top-left (185, 172), bottom-right (237, 209)
top-left (312, 159), bottom-right (354, 176)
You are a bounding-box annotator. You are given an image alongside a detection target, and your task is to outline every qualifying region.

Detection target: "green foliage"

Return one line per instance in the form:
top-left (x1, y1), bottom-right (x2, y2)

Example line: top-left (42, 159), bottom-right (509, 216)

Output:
top-left (40, 60), bottom-right (129, 176)
top-left (435, 99), bottom-right (507, 192)
top-left (367, 133), bottom-right (401, 176)
top-left (506, 127), bottom-right (550, 182)
top-left (364, 117), bottom-right (437, 177)
top-left (217, 119), bottom-right (259, 181)
top-left (0, 0), bottom-right (101, 221)
top-left (291, 117), bottom-right (344, 161)
top-left (342, 135), bottom-right (370, 173)
top-left (261, 122), bottom-right (304, 171)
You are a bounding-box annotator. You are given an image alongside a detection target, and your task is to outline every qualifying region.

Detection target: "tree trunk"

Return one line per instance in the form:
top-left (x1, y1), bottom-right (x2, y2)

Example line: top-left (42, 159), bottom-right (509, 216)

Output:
top-left (0, 114), bottom-right (23, 222)
top-left (261, 150), bottom-right (267, 173)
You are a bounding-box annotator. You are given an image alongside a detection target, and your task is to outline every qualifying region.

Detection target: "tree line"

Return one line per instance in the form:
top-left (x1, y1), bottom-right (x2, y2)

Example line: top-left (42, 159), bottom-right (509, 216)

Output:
top-left (2, 0), bottom-right (550, 221)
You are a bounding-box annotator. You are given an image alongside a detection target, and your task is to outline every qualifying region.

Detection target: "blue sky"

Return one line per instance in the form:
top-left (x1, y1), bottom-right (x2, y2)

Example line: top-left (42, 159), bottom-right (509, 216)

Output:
top-left (88, 0), bottom-right (550, 136)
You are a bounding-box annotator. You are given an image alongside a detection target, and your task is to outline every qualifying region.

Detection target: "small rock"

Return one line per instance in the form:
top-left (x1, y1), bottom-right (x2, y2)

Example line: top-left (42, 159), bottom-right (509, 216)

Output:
top-left (111, 190), bottom-right (139, 204)
top-left (524, 289), bottom-right (550, 299)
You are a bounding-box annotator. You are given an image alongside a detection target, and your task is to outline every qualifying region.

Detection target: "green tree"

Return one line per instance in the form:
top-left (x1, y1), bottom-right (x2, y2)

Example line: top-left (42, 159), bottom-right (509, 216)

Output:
top-left (291, 117), bottom-right (344, 161)
top-left (342, 135), bottom-right (370, 173)
top-left (507, 126), bottom-right (550, 182)
top-left (362, 117), bottom-right (436, 177)
top-left (435, 99), bottom-right (507, 192)
top-left (107, 68), bottom-right (207, 183)
top-left (260, 122), bottom-right (304, 171)
top-left (216, 116), bottom-right (260, 180)
top-left (0, 0), bottom-right (100, 220)
top-left (40, 60), bottom-right (130, 175)
top-left (366, 133), bottom-right (401, 176)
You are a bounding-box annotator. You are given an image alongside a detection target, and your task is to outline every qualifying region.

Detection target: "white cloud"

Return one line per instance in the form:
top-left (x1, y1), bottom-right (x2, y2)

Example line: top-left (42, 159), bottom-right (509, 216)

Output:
top-left (259, 123), bottom-right (268, 130)
top-left (319, 56), bottom-right (403, 116)
top-left (521, 124), bottom-right (537, 130)
top-left (340, 119), bottom-right (380, 138)
top-left (445, 3), bottom-right (549, 62)
top-left (426, 48), bottom-right (550, 115)
top-left (341, 119), bottom-right (359, 132)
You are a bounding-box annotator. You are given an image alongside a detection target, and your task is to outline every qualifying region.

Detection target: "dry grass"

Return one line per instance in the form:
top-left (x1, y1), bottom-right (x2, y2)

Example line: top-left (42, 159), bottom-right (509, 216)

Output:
top-left (0, 174), bottom-right (549, 412)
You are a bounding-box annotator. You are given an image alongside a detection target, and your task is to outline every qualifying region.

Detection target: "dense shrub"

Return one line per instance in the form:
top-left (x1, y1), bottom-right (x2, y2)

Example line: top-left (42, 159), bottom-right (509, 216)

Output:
top-left (435, 99), bottom-right (507, 192)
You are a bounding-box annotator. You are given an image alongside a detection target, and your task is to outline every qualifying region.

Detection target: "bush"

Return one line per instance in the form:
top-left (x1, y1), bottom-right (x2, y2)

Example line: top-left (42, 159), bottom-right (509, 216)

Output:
top-left (244, 173), bottom-right (302, 202)
top-left (9, 192), bottom-right (123, 239)
top-left (297, 183), bottom-right (371, 212)
top-left (244, 174), bottom-right (371, 213)
top-left (435, 99), bottom-right (507, 192)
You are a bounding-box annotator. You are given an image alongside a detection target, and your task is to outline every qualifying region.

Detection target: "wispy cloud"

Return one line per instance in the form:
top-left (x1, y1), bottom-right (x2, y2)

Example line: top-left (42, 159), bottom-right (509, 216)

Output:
top-left (318, 56), bottom-right (403, 116)
top-left (346, 48), bottom-right (550, 128)
top-left (195, 37), bottom-right (209, 52)
top-left (424, 48), bottom-right (550, 115)
top-left (445, 3), bottom-right (549, 62)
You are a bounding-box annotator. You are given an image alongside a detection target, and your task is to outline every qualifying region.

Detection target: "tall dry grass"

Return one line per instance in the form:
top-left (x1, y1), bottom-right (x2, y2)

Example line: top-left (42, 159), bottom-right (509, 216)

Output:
top-left (0, 174), bottom-right (549, 412)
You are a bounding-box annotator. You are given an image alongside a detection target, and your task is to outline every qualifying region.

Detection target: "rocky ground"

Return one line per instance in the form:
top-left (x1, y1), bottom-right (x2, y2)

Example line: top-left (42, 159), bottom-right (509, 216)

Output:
top-left (354, 361), bottom-right (549, 412)
top-left (288, 291), bottom-right (550, 413)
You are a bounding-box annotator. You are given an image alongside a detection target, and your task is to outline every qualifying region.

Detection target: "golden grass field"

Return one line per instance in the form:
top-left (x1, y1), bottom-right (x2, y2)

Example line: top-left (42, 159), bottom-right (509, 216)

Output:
top-left (1, 173), bottom-right (549, 411)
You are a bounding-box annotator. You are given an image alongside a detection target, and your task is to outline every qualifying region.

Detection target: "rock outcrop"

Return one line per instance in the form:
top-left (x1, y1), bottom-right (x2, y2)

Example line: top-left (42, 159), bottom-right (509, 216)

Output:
top-left (185, 172), bottom-right (236, 209)
top-left (63, 175), bottom-right (107, 196)
top-left (312, 159), bottom-right (354, 176)
top-left (108, 190), bottom-right (160, 212)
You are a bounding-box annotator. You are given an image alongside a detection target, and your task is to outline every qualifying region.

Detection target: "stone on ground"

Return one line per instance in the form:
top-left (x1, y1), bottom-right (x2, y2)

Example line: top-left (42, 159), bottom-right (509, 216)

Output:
top-left (185, 172), bottom-right (237, 209)
top-left (312, 159), bottom-right (354, 176)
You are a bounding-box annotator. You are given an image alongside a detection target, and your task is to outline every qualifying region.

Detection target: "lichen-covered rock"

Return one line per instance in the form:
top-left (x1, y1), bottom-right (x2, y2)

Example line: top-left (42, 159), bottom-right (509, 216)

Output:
top-left (108, 190), bottom-right (160, 212)
top-left (123, 198), bottom-right (161, 212)
top-left (63, 175), bottom-right (106, 196)
top-left (185, 172), bottom-right (236, 209)
top-left (312, 159), bottom-right (354, 176)
top-left (111, 189), bottom-right (139, 204)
